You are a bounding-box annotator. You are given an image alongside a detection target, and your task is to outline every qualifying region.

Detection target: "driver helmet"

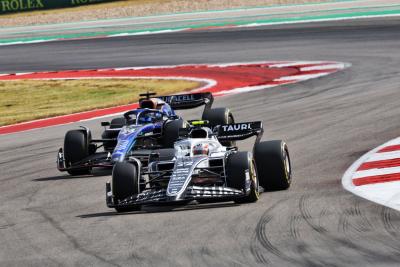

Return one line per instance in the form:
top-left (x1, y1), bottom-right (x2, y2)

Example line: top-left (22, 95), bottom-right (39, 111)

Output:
top-left (138, 115), bottom-right (153, 124)
top-left (192, 143), bottom-right (209, 156)
top-left (138, 112), bottom-right (162, 124)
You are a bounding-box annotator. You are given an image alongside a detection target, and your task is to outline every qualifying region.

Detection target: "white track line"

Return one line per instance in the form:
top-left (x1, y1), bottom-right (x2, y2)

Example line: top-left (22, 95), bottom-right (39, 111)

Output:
top-left (366, 151), bottom-right (400, 162)
top-left (274, 72), bottom-right (332, 81)
top-left (353, 166), bottom-right (400, 179)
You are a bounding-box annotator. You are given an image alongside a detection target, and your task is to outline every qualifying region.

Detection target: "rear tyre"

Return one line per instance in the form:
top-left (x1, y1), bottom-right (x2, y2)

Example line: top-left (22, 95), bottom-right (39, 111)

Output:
top-left (64, 130), bottom-right (91, 176)
top-left (110, 117), bottom-right (126, 129)
top-left (101, 130), bottom-right (118, 152)
top-left (112, 162), bottom-right (141, 212)
top-left (226, 152), bottom-right (259, 203)
top-left (101, 117), bottom-right (125, 151)
top-left (254, 140), bottom-right (292, 191)
top-left (202, 108), bottom-right (235, 146)
top-left (149, 148), bottom-right (176, 162)
top-left (162, 119), bottom-right (187, 148)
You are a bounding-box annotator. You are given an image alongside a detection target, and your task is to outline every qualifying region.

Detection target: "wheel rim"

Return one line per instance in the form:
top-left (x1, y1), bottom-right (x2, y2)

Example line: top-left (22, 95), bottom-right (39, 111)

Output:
top-left (251, 159), bottom-right (259, 198)
top-left (283, 148), bottom-right (292, 182)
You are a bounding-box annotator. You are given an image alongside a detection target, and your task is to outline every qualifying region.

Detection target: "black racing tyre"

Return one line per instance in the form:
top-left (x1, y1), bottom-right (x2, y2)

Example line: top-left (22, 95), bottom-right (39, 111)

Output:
top-left (202, 108), bottom-right (235, 147)
top-left (101, 117), bottom-right (125, 151)
top-left (101, 129), bottom-right (119, 152)
top-left (254, 140), bottom-right (292, 191)
top-left (162, 119), bottom-right (187, 148)
top-left (64, 129), bottom-right (91, 175)
top-left (202, 107), bottom-right (235, 126)
top-left (226, 152), bottom-right (259, 203)
top-left (112, 162), bottom-right (141, 212)
top-left (149, 148), bottom-right (176, 162)
top-left (110, 117), bottom-right (126, 129)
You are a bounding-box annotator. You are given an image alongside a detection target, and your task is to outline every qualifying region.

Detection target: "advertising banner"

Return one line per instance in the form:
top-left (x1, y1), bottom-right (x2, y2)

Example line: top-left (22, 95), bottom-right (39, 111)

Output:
top-left (0, 0), bottom-right (115, 14)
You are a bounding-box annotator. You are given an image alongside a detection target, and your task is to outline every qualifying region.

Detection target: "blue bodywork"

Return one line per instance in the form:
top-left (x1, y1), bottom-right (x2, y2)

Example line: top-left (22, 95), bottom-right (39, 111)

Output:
top-left (111, 108), bottom-right (174, 162)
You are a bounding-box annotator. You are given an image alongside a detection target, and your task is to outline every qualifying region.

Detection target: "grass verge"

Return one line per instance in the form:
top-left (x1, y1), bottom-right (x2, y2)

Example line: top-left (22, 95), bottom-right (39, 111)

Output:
top-left (0, 79), bottom-right (200, 126)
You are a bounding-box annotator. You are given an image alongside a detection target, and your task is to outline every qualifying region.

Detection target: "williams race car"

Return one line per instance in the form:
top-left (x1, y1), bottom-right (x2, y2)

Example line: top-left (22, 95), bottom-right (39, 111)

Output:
top-left (57, 92), bottom-right (235, 176)
top-left (106, 120), bottom-right (292, 212)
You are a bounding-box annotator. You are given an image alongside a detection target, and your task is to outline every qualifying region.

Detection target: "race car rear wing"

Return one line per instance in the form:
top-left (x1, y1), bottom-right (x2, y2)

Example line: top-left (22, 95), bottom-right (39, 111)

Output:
top-left (216, 121), bottom-right (264, 143)
top-left (157, 92), bottom-right (214, 114)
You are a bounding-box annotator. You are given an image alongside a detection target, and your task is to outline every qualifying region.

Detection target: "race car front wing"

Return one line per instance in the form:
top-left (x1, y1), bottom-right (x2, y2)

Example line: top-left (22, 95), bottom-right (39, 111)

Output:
top-left (106, 183), bottom-right (244, 208)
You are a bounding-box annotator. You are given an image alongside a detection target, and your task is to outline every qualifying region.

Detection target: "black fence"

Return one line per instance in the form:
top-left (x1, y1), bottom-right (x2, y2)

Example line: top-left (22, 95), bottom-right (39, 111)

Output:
top-left (0, 0), bottom-right (116, 14)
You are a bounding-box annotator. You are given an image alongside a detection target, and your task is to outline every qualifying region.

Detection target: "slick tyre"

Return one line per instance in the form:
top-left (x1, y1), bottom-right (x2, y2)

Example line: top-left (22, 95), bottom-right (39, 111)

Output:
top-left (226, 152), bottom-right (259, 203)
top-left (149, 148), bottom-right (176, 162)
top-left (202, 108), bottom-right (235, 147)
top-left (101, 130), bottom-right (118, 152)
top-left (112, 162), bottom-right (141, 212)
top-left (64, 130), bottom-right (91, 176)
top-left (101, 117), bottom-right (125, 151)
top-left (254, 140), bottom-right (292, 191)
top-left (162, 119), bottom-right (187, 148)
top-left (110, 117), bottom-right (126, 129)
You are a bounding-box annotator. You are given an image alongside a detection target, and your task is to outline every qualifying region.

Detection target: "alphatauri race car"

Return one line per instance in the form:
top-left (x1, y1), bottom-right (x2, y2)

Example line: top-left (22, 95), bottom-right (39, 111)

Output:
top-left (106, 120), bottom-right (292, 212)
top-left (57, 92), bottom-right (235, 176)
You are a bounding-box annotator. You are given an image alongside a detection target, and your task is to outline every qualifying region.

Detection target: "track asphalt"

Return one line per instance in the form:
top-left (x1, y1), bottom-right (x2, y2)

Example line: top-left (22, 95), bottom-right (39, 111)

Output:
top-left (0, 0), bottom-right (399, 45)
top-left (0, 17), bottom-right (400, 266)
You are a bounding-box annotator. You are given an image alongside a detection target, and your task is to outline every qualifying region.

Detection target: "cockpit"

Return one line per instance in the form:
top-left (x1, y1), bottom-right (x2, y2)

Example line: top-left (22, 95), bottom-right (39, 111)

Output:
top-left (123, 109), bottom-right (164, 125)
top-left (189, 127), bottom-right (213, 139)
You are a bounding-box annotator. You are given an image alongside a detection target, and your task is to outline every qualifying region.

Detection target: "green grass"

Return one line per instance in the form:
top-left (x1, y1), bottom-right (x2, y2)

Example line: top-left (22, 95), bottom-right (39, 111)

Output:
top-left (0, 79), bottom-right (200, 126)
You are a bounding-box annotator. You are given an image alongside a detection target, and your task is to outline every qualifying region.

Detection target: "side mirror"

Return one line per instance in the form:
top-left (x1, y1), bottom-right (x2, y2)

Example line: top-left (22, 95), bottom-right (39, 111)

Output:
top-left (101, 121), bottom-right (110, 127)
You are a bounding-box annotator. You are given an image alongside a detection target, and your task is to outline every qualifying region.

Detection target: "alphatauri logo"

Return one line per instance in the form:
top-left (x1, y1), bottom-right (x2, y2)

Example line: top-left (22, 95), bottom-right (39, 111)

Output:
top-left (222, 123), bottom-right (252, 131)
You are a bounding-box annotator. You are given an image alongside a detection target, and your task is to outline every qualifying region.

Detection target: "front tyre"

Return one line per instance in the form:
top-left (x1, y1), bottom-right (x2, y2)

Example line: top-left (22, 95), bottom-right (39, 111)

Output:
top-left (112, 162), bottom-right (141, 212)
top-left (254, 140), bottom-right (292, 191)
top-left (226, 152), bottom-right (259, 203)
top-left (64, 129), bottom-right (91, 176)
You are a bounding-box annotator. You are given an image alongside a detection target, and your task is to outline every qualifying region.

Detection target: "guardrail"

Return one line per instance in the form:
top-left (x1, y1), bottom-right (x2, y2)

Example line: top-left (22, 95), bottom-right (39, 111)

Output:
top-left (0, 0), bottom-right (116, 14)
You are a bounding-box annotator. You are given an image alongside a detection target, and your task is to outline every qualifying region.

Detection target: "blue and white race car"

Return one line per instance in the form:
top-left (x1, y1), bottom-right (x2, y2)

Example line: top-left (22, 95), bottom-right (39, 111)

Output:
top-left (57, 92), bottom-right (235, 176)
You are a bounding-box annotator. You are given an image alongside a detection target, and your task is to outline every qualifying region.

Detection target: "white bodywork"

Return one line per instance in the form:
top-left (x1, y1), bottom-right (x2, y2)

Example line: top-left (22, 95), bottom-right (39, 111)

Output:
top-left (174, 131), bottom-right (227, 159)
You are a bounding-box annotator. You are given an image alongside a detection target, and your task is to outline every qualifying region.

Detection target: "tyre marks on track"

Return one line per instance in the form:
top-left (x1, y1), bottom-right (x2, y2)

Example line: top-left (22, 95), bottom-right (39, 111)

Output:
top-left (27, 207), bottom-right (121, 267)
top-left (289, 214), bottom-right (302, 240)
top-left (299, 194), bottom-right (327, 234)
top-left (380, 206), bottom-right (400, 253)
top-left (381, 206), bottom-right (399, 236)
top-left (249, 192), bottom-right (400, 266)
top-left (338, 198), bottom-right (374, 235)
top-left (250, 198), bottom-right (298, 265)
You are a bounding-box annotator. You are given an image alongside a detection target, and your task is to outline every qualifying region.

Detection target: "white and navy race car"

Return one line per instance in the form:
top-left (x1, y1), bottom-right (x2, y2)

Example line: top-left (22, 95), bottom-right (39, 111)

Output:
top-left (106, 120), bottom-right (292, 212)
